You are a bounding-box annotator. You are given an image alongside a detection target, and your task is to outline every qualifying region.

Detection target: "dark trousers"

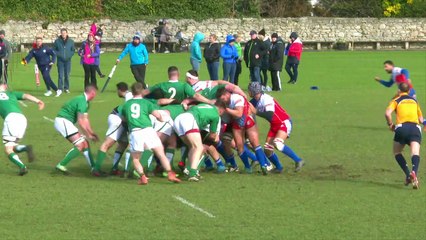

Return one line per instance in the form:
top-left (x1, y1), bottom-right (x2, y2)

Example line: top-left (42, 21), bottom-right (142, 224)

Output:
top-left (96, 65), bottom-right (103, 76)
top-left (285, 63), bottom-right (299, 82)
top-left (57, 58), bottom-right (71, 90)
top-left (234, 60), bottom-right (242, 86)
top-left (270, 70), bottom-right (281, 91)
top-left (40, 65), bottom-right (58, 91)
top-left (131, 64), bottom-right (147, 88)
top-left (83, 64), bottom-right (97, 88)
top-left (160, 41), bottom-right (172, 53)
top-left (0, 60), bottom-right (8, 83)
top-left (206, 61), bottom-right (219, 80)
top-left (249, 66), bottom-right (261, 82)
top-left (223, 62), bottom-right (236, 84)
top-left (260, 69), bottom-right (268, 86)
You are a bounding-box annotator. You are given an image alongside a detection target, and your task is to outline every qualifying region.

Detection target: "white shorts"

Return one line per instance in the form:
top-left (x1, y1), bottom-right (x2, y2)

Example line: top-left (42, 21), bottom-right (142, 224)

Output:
top-left (173, 113), bottom-right (199, 137)
top-left (106, 114), bottom-right (127, 142)
top-left (129, 127), bottom-right (162, 152)
top-left (2, 113), bottom-right (27, 146)
top-left (54, 117), bottom-right (79, 138)
top-left (152, 110), bottom-right (174, 136)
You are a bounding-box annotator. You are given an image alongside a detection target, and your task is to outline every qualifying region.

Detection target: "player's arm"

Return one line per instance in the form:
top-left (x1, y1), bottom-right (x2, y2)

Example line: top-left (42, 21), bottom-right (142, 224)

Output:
top-left (151, 110), bottom-right (171, 123)
top-left (375, 76), bottom-right (394, 87)
top-left (157, 98), bottom-right (177, 106)
top-left (141, 88), bottom-right (151, 97)
top-left (22, 93), bottom-right (44, 110)
top-left (226, 106), bottom-right (244, 118)
top-left (193, 93), bottom-right (215, 105)
top-left (77, 113), bottom-right (99, 141)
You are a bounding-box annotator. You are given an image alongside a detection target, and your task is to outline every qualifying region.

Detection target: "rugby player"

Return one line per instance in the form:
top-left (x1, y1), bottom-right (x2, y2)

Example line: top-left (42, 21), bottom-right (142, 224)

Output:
top-left (375, 60), bottom-right (416, 98)
top-left (55, 84), bottom-right (99, 174)
top-left (0, 82), bottom-right (44, 175)
top-left (248, 82), bottom-right (305, 172)
top-left (385, 83), bottom-right (425, 189)
top-left (121, 82), bottom-right (180, 185)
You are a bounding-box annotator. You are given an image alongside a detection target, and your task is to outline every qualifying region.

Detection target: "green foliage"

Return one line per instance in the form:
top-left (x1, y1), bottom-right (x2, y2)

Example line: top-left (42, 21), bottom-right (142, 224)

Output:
top-left (260, 0), bottom-right (312, 17)
top-left (384, 0), bottom-right (426, 17)
top-left (152, 0), bottom-right (231, 19)
top-left (102, 0), bottom-right (153, 20)
top-left (314, 0), bottom-right (383, 17)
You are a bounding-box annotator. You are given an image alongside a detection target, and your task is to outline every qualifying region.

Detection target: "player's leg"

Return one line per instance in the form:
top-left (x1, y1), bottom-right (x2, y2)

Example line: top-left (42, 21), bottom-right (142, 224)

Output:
top-left (409, 141), bottom-right (420, 189)
top-left (233, 128), bottom-right (252, 173)
top-left (110, 140), bottom-right (127, 175)
top-left (128, 131), bottom-right (148, 184)
top-left (180, 133), bottom-right (204, 181)
top-left (207, 145), bottom-right (226, 172)
top-left (264, 136), bottom-right (283, 173)
top-left (245, 122), bottom-right (269, 174)
top-left (274, 120), bottom-right (304, 171)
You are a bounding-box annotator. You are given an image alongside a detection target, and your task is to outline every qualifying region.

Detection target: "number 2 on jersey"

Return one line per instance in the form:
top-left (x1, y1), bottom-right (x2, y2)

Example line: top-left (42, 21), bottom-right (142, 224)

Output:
top-left (168, 87), bottom-right (176, 99)
top-left (130, 103), bottom-right (140, 118)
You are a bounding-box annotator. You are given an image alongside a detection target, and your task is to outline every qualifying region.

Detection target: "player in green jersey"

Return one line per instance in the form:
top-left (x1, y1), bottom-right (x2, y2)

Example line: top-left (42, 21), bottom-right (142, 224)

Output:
top-left (121, 82), bottom-right (180, 185)
top-left (0, 82), bottom-right (44, 175)
top-left (174, 101), bottom-right (226, 181)
top-left (54, 84), bottom-right (99, 174)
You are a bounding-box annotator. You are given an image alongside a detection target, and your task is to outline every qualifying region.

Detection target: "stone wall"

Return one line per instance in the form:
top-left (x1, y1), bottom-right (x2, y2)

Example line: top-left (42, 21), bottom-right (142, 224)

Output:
top-left (1, 17), bottom-right (425, 47)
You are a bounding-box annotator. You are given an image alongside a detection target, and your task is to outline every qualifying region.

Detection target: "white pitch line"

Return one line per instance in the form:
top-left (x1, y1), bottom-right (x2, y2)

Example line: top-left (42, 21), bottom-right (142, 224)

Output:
top-left (173, 195), bottom-right (216, 218)
top-left (19, 101), bottom-right (28, 107)
top-left (43, 116), bottom-right (55, 123)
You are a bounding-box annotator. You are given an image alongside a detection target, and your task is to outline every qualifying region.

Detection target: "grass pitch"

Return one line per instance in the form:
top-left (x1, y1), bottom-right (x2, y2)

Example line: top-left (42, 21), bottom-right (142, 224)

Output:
top-left (0, 50), bottom-right (425, 239)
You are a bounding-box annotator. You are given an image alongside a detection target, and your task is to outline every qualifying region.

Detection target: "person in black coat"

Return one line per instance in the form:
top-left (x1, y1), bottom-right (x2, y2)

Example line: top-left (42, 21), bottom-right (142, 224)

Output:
top-left (243, 30), bottom-right (267, 83)
top-left (258, 29), bottom-right (271, 87)
top-left (203, 34), bottom-right (220, 80)
top-left (269, 33), bottom-right (285, 91)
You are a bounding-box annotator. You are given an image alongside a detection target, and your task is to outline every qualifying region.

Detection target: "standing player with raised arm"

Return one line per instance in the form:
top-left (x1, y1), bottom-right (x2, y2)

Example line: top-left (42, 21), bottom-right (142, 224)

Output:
top-left (248, 82), bottom-right (305, 172)
top-left (54, 84), bottom-right (99, 174)
top-left (375, 60), bottom-right (416, 98)
top-left (0, 82), bottom-right (44, 175)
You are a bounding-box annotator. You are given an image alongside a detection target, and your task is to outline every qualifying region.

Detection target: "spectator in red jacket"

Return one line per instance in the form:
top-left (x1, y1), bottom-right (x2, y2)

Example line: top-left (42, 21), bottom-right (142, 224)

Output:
top-left (285, 32), bottom-right (303, 84)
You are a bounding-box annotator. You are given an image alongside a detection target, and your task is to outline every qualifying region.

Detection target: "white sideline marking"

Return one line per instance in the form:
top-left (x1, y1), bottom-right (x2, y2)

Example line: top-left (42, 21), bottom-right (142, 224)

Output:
top-left (19, 101), bottom-right (28, 107)
top-left (43, 116), bottom-right (55, 123)
top-left (173, 195), bottom-right (216, 218)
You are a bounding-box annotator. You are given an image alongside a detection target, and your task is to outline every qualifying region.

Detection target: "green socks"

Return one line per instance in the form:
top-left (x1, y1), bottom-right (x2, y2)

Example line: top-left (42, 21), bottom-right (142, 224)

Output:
top-left (59, 147), bottom-right (81, 166)
top-left (189, 168), bottom-right (198, 177)
top-left (8, 153), bottom-right (25, 168)
top-left (94, 150), bottom-right (106, 171)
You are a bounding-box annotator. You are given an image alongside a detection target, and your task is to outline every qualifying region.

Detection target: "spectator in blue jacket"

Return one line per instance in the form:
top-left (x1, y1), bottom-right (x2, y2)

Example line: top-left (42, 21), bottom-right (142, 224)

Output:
top-left (220, 34), bottom-right (239, 84)
top-left (24, 37), bottom-right (61, 97)
top-left (190, 32), bottom-right (204, 72)
top-left (116, 33), bottom-right (149, 88)
top-left (53, 28), bottom-right (75, 93)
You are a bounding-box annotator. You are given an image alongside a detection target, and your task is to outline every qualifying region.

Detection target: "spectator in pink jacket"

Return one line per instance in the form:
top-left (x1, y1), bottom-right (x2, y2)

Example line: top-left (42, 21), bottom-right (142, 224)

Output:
top-left (90, 21), bottom-right (97, 36)
top-left (78, 33), bottom-right (100, 88)
top-left (285, 32), bottom-right (303, 84)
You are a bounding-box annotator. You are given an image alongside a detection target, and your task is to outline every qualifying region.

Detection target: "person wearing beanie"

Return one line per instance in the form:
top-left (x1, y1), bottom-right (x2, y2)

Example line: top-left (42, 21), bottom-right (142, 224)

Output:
top-left (285, 32), bottom-right (303, 84)
top-left (233, 34), bottom-right (243, 86)
top-left (269, 33), bottom-right (285, 91)
top-left (78, 33), bottom-right (100, 88)
top-left (23, 37), bottom-right (61, 97)
top-left (220, 34), bottom-right (239, 83)
top-left (203, 34), bottom-right (220, 80)
top-left (258, 29), bottom-right (271, 88)
top-left (243, 30), bottom-right (267, 83)
top-left (53, 28), bottom-right (75, 93)
top-left (116, 33), bottom-right (149, 88)
top-left (0, 30), bottom-right (12, 83)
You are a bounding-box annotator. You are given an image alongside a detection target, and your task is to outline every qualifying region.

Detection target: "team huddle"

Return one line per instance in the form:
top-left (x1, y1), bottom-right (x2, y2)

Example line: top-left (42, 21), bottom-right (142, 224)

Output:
top-left (0, 66), bottom-right (303, 185)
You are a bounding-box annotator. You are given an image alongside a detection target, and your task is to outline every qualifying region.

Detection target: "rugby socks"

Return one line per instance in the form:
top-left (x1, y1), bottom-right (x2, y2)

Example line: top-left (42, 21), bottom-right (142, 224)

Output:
top-left (165, 148), bottom-right (175, 165)
top-left (282, 146), bottom-right (302, 162)
top-left (254, 146), bottom-right (268, 167)
top-left (411, 155), bottom-right (420, 174)
top-left (83, 148), bottom-right (95, 167)
top-left (112, 151), bottom-right (123, 170)
top-left (189, 168), bottom-right (198, 177)
top-left (395, 154), bottom-right (410, 178)
top-left (215, 158), bottom-right (225, 167)
top-left (8, 153), bottom-right (25, 168)
top-left (268, 153), bottom-right (283, 170)
top-left (204, 157), bottom-right (214, 168)
top-left (59, 147), bottom-right (80, 166)
top-left (94, 150), bottom-right (106, 171)
top-left (215, 141), bottom-right (227, 157)
top-left (124, 150), bottom-right (132, 172)
top-left (239, 152), bottom-right (251, 169)
top-left (244, 144), bottom-right (257, 161)
top-left (13, 145), bottom-right (28, 153)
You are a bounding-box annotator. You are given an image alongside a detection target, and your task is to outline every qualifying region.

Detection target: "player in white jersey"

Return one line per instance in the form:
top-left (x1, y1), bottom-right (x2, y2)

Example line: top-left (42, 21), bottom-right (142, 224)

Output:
top-left (375, 60), bottom-right (416, 97)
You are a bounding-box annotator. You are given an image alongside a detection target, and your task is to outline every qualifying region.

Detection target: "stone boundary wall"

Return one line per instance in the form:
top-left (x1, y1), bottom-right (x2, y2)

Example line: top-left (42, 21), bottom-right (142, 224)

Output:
top-left (1, 18), bottom-right (425, 49)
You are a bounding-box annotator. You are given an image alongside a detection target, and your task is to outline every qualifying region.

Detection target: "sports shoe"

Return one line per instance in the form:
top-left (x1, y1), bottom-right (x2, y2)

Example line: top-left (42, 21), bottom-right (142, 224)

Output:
top-left (261, 166), bottom-right (268, 175)
top-left (266, 164), bottom-right (274, 172)
top-left (138, 174), bottom-right (149, 185)
top-left (295, 160), bottom-right (305, 172)
top-left (272, 168), bottom-right (283, 174)
top-left (228, 166), bottom-right (239, 173)
top-left (100, 74), bottom-right (106, 78)
top-left (44, 90), bottom-right (52, 96)
top-left (65, 89), bottom-right (70, 94)
top-left (405, 177), bottom-right (412, 186)
top-left (92, 169), bottom-right (107, 177)
top-left (56, 164), bottom-right (68, 174)
top-left (217, 165), bottom-right (226, 173)
top-left (168, 171), bottom-right (181, 183)
top-left (245, 167), bottom-right (253, 174)
top-left (110, 169), bottom-right (123, 176)
top-left (19, 167), bottom-right (28, 176)
top-left (55, 90), bottom-right (62, 97)
top-left (183, 168), bottom-right (190, 176)
top-left (26, 145), bottom-right (35, 162)
top-left (287, 80), bottom-right (293, 84)
top-left (410, 171), bottom-right (419, 189)
top-left (188, 176), bottom-right (199, 182)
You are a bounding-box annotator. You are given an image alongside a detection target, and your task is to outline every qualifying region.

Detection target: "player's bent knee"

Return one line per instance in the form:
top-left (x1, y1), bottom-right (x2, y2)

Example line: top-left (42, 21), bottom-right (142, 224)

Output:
top-left (273, 138), bottom-right (285, 151)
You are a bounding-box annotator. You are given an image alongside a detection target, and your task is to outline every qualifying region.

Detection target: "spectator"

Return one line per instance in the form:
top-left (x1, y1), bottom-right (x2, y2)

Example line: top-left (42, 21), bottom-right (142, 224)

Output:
top-left (94, 24), bottom-right (105, 78)
top-left (0, 38), bottom-right (6, 82)
top-left (220, 34), bottom-right (238, 84)
top-left (285, 32), bottom-right (303, 84)
top-left (190, 32), bottom-right (204, 72)
top-left (90, 20), bottom-right (97, 36)
top-left (160, 20), bottom-right (173, 53)
top-left (203, 34), bottom-right (220, 80)
top-left (23, 36), bottom-right (61, 96)
top-left (269, 33), bottom-right (285, 91)
top-left (243, 30), bottom-right (267, 83)
top-left (258, 29), bottom-right (271, 88)
top-left (116, 33), bottom-right (149, 88)
top-left (53, 28), bottom-right (75, 93)
top-left (78, 33), bottom-right (100, 88)
top-left (233, 34), bottom-right (243, 86)
top-left (0, 30), bottom-right (12, 83)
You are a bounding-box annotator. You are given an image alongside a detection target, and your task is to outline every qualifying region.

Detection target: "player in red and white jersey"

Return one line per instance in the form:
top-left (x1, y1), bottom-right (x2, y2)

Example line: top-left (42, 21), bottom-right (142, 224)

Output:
top-left (248, 82), bottom-right (304, 172)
